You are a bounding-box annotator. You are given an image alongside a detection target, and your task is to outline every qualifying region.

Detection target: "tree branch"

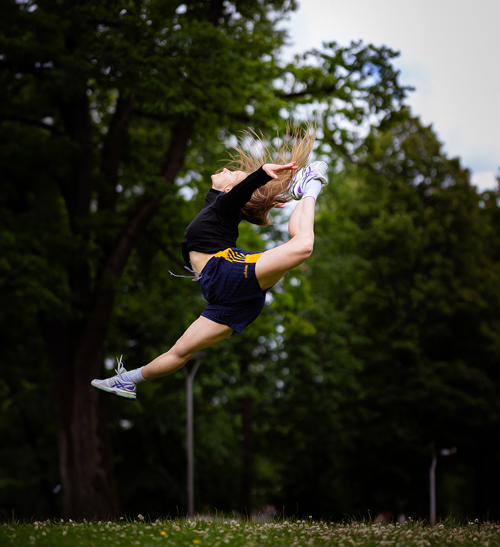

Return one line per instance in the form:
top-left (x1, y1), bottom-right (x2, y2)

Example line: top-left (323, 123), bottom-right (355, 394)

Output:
top-left (277, 83), bottom-right (339, 100)
top-left (77, 0), bottom-right (223, 349)
top-left (160, 117), bottom-right (194, 180)
top-left (100, 95), bottom-right (135, 212)
top-left (0, 115), bottom-right (60, 133)
top-left (0, 59), bottom-right (50, 75)
top-left (152, 236), bottom-right (186, 270)
top-left (59, 92), bottom-right (93, 225)
top-left (87, 115), bottom-right (194, 329)
top-left (208, 0), bottom-right (224, 26)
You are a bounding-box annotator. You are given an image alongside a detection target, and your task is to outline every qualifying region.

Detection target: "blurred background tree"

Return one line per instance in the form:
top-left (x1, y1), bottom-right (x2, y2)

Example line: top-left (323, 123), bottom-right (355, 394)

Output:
top-left (301, 108), bottom-right (500, 519)
top-left (2, 0), bottom-right (499, 523)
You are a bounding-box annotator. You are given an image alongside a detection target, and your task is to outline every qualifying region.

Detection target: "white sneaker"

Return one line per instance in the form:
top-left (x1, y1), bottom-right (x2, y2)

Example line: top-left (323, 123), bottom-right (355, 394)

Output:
top-left (91, 356), bottom-right (137, 400)
top-left (291, 161), bottom-right (329, 200)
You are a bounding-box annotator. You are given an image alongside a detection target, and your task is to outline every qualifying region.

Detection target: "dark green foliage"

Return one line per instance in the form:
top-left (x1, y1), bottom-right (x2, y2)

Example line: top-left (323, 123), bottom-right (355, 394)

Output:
top-left (304, 109), bottom-right (500, 519)
top-left (6, 0), bottom-right (497, 525)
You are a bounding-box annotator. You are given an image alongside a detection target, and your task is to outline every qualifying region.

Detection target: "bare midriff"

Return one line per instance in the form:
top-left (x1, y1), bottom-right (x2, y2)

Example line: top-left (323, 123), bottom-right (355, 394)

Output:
top-left (189, 250), bottom-right (216, 274)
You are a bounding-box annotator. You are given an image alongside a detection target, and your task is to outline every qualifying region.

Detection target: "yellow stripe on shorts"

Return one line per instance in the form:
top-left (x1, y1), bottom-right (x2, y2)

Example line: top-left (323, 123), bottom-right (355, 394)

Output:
top-left (214, 248), bottom-right (263, 263)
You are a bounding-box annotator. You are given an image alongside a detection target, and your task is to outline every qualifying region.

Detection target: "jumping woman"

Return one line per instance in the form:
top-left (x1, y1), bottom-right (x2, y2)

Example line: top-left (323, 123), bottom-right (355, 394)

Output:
top-left (91, 127), bottom-right (328, 399)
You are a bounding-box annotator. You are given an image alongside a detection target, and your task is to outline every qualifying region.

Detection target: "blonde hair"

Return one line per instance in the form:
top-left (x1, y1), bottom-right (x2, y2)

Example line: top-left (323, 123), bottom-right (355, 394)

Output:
top-left (222, 125), bottom-right (316, 225)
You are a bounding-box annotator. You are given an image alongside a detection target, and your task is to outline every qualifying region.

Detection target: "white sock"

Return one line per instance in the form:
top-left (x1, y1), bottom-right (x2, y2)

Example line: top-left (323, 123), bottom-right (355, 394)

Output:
top-left (120, 367), bottom-right (146, 384)
top-left (302, 178), bottom-right (323, 201)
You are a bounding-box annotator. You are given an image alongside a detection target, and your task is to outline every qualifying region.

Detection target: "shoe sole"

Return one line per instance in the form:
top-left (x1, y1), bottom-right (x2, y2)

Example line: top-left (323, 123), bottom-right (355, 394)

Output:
top-left (91, 381), bottom-right (137, 400)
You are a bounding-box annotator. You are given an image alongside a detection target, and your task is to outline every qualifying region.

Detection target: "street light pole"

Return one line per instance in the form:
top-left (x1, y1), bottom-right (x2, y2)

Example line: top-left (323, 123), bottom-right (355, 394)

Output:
top-left (429, 447), bottom-right (437, 525)
top-left (429, 445), bottom-right (457, 525)
top-left (182, 356), bottom-right (202, 518)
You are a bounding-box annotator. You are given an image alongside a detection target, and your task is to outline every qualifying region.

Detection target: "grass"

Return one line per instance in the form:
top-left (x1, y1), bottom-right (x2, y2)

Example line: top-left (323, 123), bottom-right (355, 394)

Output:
top-left (1, 516), bottom-right (499, 546)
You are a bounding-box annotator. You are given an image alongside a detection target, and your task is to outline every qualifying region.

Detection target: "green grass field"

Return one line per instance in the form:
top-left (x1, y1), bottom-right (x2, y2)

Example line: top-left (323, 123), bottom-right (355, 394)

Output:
top-left (1, 517), bottom-right (498, 546)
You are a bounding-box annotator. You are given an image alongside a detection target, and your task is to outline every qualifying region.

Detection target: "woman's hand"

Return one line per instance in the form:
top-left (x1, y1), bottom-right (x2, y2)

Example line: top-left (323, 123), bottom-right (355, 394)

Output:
top-left (263, 161), bottom-right (298, 179)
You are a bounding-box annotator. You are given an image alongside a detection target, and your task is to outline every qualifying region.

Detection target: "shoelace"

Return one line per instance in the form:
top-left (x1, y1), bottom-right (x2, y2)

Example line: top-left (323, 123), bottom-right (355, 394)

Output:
top-left (112, 355), bottom-right (135, 390)
top-left (168, 263), bottom-right (202, 281)
top-left (115, 355), bottom-right (127, 377)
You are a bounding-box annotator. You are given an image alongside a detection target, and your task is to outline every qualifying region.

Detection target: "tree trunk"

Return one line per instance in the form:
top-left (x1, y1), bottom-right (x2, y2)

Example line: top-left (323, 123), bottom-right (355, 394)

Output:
top-left (48, 90), bottom-right (119, 518)
top-left (46, 107), bottom-right (194, 518)
top-left (44, 304), bottom-right (120, 519)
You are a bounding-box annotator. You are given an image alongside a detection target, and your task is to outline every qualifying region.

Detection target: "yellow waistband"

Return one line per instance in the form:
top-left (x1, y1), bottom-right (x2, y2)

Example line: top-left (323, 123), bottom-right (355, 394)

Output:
top-left (213, 248), bottom-right (263, 263)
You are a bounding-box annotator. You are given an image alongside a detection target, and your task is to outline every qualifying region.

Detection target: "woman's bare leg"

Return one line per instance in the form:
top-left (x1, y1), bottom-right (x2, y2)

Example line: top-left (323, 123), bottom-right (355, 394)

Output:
top-left (255, 196), bottom-right (316, 290)
top-left (141, 316), bottom-right (233, 379)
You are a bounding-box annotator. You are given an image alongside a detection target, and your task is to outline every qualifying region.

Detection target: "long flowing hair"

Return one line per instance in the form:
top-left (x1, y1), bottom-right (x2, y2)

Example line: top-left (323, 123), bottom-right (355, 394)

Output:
top-left (221, 125), bottom-right (316, 225)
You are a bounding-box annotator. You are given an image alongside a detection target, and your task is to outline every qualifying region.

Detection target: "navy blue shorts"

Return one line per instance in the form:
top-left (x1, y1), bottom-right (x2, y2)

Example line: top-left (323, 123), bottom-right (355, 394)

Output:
top-left (199, 248), bottom-right (266, 334)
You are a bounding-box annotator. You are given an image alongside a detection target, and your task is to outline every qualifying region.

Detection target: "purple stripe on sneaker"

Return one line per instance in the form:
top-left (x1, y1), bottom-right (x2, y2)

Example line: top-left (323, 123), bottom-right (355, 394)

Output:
top-left (112, 379), bottom-right (135, 391)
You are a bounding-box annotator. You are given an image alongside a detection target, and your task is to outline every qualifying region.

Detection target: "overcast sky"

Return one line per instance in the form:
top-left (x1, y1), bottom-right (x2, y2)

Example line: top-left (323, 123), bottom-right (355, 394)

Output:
top-left (282, 0), bottom-right (500, 192)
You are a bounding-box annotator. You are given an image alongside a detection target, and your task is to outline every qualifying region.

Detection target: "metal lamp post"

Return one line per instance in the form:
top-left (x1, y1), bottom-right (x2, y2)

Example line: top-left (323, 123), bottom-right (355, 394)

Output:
top-left (429, 445), bottom-right (457, 525)
top-left (182, 353), bottom-right (204, 518)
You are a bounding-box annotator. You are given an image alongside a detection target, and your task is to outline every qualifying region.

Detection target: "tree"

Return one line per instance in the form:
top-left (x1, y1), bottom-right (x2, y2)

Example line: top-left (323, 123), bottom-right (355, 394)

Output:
top-left (0, 0), bottom-right (409, 518)
top-left (305, 108), bottom-right (500, 518)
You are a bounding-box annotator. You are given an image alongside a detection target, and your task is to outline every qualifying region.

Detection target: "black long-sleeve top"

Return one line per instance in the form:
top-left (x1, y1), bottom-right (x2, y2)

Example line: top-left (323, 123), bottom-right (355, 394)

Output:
top-left (181, 166), bottom-right (272, 267)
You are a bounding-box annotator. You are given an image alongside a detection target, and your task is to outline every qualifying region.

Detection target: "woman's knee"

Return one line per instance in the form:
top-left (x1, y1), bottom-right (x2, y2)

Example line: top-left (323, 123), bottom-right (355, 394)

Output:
top-left (171, 340), bottom-right (194, 362)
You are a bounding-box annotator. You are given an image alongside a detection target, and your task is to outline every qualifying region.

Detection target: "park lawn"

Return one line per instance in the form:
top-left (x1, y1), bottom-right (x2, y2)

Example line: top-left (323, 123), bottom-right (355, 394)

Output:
top-left (1, 517), bottom-right (499, 546)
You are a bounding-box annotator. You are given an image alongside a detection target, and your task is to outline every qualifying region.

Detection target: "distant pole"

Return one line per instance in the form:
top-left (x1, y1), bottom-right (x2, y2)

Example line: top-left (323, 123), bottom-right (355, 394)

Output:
top-left (429, 445), bottom-right (457, 525)
top-left (429, 447), bottom-right (437, 525)
top-left (182, 356), bottom-right (202, 518)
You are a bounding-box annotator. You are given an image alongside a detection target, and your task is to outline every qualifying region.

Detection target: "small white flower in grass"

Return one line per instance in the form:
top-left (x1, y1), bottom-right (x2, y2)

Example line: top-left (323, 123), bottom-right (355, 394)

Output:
top-left (138, 514), bottom-right (145, 521)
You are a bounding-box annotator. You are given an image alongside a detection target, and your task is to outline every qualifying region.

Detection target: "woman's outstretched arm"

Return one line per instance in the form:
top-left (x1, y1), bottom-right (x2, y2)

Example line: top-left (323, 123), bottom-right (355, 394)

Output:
top-left (220, 162), bottom-right (297, 215)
